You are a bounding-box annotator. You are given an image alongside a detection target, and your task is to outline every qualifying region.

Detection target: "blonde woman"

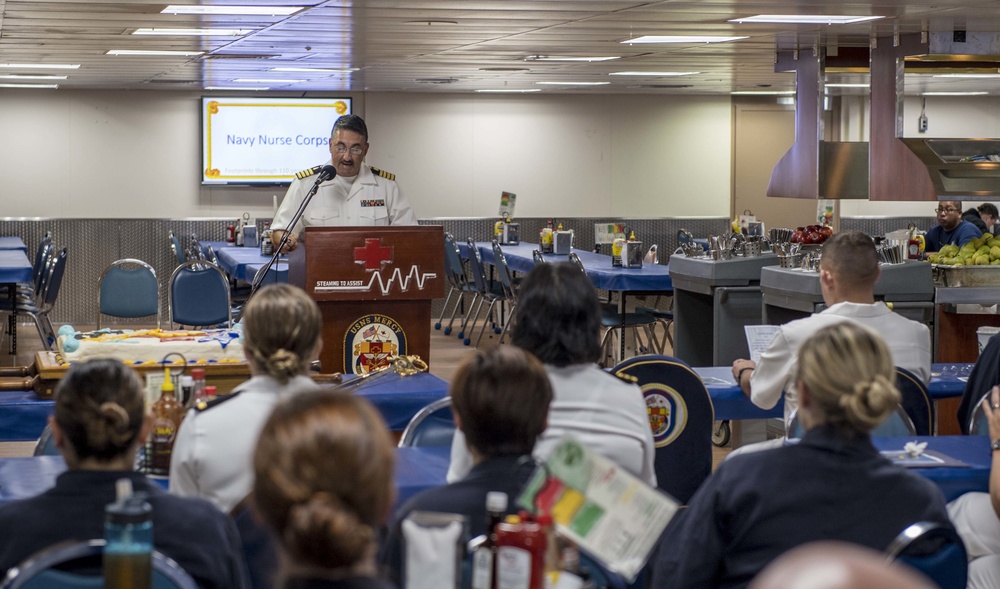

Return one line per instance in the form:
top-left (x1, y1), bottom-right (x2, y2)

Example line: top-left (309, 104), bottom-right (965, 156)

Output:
top-left (651, 322), bottom-right (954, 589)
top-left (253, 390), bottom-right (396, 589)
top-left (170, 283), bottom-right (322, 512)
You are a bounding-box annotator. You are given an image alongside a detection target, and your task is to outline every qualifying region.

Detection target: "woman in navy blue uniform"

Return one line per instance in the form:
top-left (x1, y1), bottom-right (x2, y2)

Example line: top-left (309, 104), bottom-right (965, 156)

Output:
top-left (253, 390), bottom-right (397, 589)
top-left (651, 322), bottom-right (954, 589)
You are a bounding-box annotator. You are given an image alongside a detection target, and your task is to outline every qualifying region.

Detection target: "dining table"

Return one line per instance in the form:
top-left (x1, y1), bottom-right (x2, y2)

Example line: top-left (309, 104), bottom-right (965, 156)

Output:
top-left (0, 435), bottom-right (986, 508)
top-left (210, 243), bottom-right (289, 284)
top-left (0, 248), bottom-right (33, 357)
top-left (0, 237), bottom-right (27, 253)
top-left (460, 242), bottom-right (673, 360)
top-left (0, 371), bottom-right (450, 443)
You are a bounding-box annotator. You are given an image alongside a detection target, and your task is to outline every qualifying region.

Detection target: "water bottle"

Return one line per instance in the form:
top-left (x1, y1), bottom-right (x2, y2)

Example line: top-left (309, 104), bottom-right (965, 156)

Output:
top-left (104, 479), bottom-right (153, 589)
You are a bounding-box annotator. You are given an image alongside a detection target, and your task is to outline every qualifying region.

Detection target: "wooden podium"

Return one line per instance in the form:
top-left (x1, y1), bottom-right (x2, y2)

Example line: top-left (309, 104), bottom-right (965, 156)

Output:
top-left (289, 226), bottom-right (445, 374)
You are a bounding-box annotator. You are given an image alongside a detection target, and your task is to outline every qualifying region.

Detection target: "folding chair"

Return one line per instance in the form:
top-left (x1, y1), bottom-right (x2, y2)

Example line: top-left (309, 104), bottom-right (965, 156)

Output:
top-left (435, 234), bottom-right (476, 337)
top-left (398, 397), bottom-right (455, 447)
top-left (0, 539), bottom-right (198, 589)
top-left (168, 260), bottom-right (232, 329)
top-left (896, 367), bottom-right (934, 436)
top-left (611, 355), bottom-right (714, 504)
top-left (0, 247), bottom-right (68, 351)
top-left (462, 239), bottom-right (506, 347)
top-left (885, 521), bottom-right (967, 589)
top-left (97, 259), bottom-right (159, 329)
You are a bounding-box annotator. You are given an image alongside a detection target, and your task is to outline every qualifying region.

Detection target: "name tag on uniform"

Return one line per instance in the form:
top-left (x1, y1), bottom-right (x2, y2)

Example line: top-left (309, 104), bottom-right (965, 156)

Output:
top-left (361, 199), bottom-right (386, 207)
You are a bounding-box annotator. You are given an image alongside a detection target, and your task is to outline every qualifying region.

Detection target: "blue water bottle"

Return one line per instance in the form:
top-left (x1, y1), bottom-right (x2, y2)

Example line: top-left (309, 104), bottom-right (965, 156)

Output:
top-left (104, 479), bottom-right (153, 589)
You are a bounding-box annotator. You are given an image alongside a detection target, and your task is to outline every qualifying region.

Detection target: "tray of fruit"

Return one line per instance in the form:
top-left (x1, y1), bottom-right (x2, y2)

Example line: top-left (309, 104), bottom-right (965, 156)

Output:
top-left (789, 225), bottom-right (833, 245)
top-left (928, 237), bottom-right (1000, 287)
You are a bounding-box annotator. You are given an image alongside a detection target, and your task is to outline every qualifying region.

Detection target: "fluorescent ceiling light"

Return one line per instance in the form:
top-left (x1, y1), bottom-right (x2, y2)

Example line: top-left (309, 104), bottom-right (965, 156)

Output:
top-left (161, 5), bottom-right (303, 16)
top-left (825, 83), bottom-right (869, 88)
top-left (623, 35), bottom-right (747, 44)
top-left (107, 49), bottom-right (204, 56)
top-left (133, 28), bottom-right (254, 36)
top-left (525, 55), bottom-right (620, 62)
top-left (233, 78), bottom-right (306, 83)
top-left (269, 67), bottom-right (358, 73)
top-left (729, 15), bottom-right (884, 24)
top-left (535, 81), bottom-right (610, 86)
top-left (933, 74), bottom-right (1000, 79)
top-left (205, 86), bottom-right (270, 91)
top-left (731, 90), bottom-right (796, 95)
top-left (0, 74), bottom-right (67, 80)
top-left (610, 71), bottom-right (700, 76)
top-left (476, 89), bottom-right (541, 93)
top-left (923, 91), bottom-right (989, 96)
top-left (0, 83), bottom-right (58, 89)
top-left (0, 63), bottom-right (79, 69)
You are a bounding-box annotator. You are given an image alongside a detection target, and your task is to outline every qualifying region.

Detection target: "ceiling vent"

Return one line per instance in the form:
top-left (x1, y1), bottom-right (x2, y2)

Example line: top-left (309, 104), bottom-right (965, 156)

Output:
top-left (414, 77), bottom-right (459, 84)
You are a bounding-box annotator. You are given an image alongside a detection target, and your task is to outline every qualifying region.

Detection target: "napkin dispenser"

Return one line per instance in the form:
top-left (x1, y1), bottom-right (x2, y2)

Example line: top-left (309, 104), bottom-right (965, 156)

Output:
top-left (622, 240), bottom-right (644, 268)
top-left (242, 224), bottom-right (259, 248)
top-left (554, 230), bottom-right (573, 255)
top-left (500, 222), bottom-right (520, 245)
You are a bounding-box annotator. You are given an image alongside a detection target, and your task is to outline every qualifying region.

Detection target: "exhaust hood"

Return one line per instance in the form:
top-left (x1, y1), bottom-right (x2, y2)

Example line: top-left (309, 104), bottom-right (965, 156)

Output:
top-left (769, 33), bottom-right (1000, 201)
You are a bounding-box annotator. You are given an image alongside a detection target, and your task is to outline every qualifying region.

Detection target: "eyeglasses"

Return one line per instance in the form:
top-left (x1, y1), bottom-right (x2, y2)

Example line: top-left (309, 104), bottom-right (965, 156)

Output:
top-left (333, 144), bottom-right (364, 156)
top-left (935, 207), bottom-right (960, 214)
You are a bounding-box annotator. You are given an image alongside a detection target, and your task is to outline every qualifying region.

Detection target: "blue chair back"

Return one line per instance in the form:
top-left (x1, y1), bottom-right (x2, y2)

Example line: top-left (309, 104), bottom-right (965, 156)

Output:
top-left (40, 248), bottom-right (67, 309)
top-left (168, 231), bottom-right (186, 266)
top-left (168, 260), bottom-right (231, 329)
top-left (1, 539), bottom-right (198, 589)
top-left (230, 498), bottom-right (279, 589)
top-left (97, 259), bottom-right (160, 329)
top-left (896, 367), bottom-right (934, 436)
top-left (465, 239), bottom-right (491, 297)
top-left (443, 234), bottom-right (467, 288)
top-left (491, 240), bottom-right (517, 301)
top-left (33, 424), bottom-right (58, 456)
top-left (969, 394), bottom-right (991, 435)
top-left (788, 405), bottom-right (916, 438)
top-left (885, 521), bottom-right (968, 589)
top-left (31, 235), bottom-right (53, 292)
top-left (398, 397), bottom-right (455, 447)
top-left (610, 355), bottom-right (714, 504)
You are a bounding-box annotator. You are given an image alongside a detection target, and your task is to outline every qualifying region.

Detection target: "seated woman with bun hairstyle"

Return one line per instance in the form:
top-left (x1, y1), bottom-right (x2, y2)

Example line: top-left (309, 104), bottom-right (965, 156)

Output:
top-left (170, 283), bottom-right (322, 513)
top-left (0, 359), bottom-right (248, 589)
top-left (651, 322), bottom-right (955, 589)
top-left (253, 390), bottom-right (396, 589)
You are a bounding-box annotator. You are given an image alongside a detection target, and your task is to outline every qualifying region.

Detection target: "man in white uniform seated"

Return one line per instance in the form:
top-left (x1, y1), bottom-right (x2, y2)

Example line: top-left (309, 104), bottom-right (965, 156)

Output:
top-left (270, 114), bottom-right (417, 253)
top-left (731, 231), bottom-right (931, 437)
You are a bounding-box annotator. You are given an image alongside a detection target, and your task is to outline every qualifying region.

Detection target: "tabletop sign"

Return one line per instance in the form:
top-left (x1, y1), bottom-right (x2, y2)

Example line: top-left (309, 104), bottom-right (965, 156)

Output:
top-left (499, 191), bottom-right (516, 218)
top-left (595, 223), bottom-right (626, 245)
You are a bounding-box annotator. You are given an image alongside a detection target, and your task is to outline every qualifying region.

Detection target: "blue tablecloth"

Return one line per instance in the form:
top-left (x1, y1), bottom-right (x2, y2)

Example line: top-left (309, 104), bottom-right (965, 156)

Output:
top-left (0, 391), bottom-right (53, 442)
top-left (872, 436), bottom-right (990, 502)
top-left (0, 250), bottom-right (32, 284)
top-left (0, 448), bottom-right (453, 508)
top-left (694, 364), bottom-right (968, 422)
top-left (0, 437), bottom-right (984, 507)
top-left (461, 242), bottom-right (672, 293)
top-left (0, 237), bottom-right (27, 252)
top-left (214, 246), bottom-right (288, 283)
top-left (0, 372), bottom-right (448, 443)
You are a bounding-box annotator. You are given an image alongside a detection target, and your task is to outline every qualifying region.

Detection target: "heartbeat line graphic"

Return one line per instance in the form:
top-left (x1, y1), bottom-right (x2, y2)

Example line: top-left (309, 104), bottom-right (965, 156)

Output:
top-left (314, 265), bottom-right (438, 296)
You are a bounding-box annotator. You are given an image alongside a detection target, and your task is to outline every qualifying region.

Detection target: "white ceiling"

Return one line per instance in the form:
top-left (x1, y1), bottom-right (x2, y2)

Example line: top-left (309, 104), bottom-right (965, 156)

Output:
top-left (4, 0), bottom-right (1000, 95)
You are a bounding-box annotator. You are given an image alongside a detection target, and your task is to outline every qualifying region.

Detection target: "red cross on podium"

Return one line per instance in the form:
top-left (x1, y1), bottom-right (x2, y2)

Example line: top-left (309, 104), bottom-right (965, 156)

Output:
top-left (354, 238), bottom-right (393, 270)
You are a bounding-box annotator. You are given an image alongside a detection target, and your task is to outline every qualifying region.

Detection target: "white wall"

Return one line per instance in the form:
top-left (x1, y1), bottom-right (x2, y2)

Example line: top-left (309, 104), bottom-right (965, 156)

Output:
top-left (0, 89), bottom-right (732, 219)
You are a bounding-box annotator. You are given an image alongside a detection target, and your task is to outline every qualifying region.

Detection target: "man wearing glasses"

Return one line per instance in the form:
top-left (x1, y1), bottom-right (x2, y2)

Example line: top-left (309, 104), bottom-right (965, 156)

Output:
top-left (271, 114), bottom-right (417, 253)
top-left (925, 200), bottom-right (982, 253)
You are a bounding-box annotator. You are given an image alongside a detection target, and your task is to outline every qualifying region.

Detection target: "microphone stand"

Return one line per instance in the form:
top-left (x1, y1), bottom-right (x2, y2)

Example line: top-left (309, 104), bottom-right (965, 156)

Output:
top-left (236, 168), bottom-right (334, 322)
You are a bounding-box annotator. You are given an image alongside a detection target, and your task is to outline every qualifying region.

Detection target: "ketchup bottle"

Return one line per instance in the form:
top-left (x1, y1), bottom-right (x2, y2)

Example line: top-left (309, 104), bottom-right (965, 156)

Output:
top-left (495, 514), bottom-right (546, 589)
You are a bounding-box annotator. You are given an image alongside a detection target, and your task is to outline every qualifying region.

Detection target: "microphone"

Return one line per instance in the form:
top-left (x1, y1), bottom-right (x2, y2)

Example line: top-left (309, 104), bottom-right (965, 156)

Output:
top-left (316, 164), bottom-right (337, 184)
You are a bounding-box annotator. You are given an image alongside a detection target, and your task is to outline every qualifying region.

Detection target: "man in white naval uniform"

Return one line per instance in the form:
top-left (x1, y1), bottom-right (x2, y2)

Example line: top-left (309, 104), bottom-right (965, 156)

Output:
top-left (731, 231), bottom-right (931, 432)
top-left (270, 114), bottom-right (417, 253)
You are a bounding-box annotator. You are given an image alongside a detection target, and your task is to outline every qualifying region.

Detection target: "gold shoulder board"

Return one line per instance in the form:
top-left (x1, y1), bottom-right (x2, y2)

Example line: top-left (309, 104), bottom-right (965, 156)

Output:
top-left (295, 165), bottom-right (323, 180)
top-left (369, 166), bottom-right (395, 181)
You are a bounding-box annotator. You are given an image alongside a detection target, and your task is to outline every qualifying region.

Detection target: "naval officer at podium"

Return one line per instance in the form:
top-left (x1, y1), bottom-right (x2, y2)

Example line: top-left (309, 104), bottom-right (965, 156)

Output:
top-left (271, 114), bottom-right (417, 253)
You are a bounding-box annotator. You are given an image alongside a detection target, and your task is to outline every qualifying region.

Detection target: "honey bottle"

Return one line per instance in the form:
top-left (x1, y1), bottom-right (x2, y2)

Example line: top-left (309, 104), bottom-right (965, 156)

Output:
top-left (149, 368), bottom-right (185, 476)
